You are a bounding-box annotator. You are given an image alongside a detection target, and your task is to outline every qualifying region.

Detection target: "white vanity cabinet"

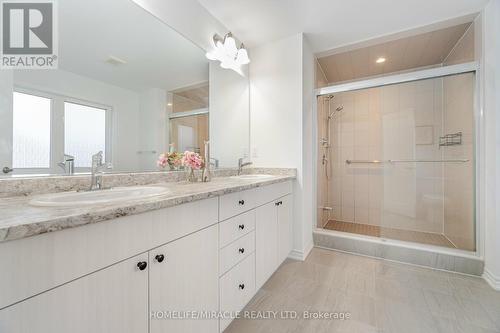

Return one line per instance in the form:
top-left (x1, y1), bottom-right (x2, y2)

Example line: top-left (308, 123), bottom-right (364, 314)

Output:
top-left (218, 182), bottom-right (293, 331)
top-left (0, 253), bottom-right (149, 333)
top-left (277, 194), bottom-right (293, 264)
top-left (149, 225), bottom-right (219, 333)
top-left (0, 180), bottom-right (293, 333)
top-left (255, 194), bottom-right (293, 290)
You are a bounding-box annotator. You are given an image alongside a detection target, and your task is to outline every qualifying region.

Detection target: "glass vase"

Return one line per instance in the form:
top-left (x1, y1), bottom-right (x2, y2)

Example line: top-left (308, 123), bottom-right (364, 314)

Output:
top-left (186, 167), bottom-right (197, 182)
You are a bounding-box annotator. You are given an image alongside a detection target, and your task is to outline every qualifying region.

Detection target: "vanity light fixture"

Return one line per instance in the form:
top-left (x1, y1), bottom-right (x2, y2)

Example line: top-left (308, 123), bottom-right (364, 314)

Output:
top-left (206, 32), bottom-right (250, 72)
top-left (375, 57), bottom-right (386, 64)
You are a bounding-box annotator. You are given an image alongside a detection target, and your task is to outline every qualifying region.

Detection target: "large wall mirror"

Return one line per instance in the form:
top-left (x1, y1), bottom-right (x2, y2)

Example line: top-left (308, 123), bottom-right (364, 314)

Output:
top-left (0, 0), bottom-right (249, 177)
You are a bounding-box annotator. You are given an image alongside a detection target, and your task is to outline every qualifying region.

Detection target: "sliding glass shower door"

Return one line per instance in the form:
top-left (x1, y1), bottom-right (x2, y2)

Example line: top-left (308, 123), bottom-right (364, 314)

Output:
top-left (319, 72), bottom-right (475, 251)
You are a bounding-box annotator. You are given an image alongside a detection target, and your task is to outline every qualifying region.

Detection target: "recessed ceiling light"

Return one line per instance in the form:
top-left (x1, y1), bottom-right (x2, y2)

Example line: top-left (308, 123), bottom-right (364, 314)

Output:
top-left (167, 103), bottom-right (173, 106)
top-left (376, 57), bottom-right (386, 64)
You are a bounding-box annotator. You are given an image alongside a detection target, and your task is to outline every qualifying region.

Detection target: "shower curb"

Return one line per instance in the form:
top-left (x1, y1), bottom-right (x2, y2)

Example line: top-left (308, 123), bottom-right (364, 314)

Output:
top-left (313, 229), bottom-right (484, 276)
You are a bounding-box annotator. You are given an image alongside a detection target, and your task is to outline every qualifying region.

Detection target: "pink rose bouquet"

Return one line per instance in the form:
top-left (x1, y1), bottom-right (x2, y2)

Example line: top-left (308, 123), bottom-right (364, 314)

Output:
top-left (181, 151), bottom-right (204, 170)
top-left (157, 153), bottom-right (168, 168)
top-left (157, 152), bottom-right (183, 170)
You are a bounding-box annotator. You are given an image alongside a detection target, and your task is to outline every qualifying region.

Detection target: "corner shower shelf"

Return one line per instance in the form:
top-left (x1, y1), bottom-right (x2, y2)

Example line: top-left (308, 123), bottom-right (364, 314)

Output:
top-left (439, 132), bottom-right (462, 147)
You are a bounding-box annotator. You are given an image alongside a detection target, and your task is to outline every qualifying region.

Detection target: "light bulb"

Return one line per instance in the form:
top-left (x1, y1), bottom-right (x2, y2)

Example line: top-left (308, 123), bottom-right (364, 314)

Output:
top-left (223, 35), bottom-right (238, 58)
top-left (236, 48), bottom-right (250, 65)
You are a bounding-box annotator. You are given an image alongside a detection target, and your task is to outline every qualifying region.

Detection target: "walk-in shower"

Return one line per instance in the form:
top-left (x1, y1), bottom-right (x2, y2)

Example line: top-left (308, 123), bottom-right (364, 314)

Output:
top-left (316, 68), bottom-right (477, 252)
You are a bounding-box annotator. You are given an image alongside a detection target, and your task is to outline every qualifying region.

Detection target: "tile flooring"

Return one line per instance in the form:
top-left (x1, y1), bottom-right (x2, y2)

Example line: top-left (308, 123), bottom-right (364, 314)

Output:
top-left (324, 220), bottom-right (456, 249)
top-left (225, 248), bottom-right (500, 333)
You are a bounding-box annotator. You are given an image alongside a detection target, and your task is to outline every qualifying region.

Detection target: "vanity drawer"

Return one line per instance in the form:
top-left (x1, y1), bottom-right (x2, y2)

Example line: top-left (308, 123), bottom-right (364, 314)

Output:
top-left (219, 231), bottom-right (255, 276)
top-left (254, 181), bottom-right (293, 207)
top-left (219, 188), bottom-right (259, 221)
top-left (219, 253), bottom-right (256, 332)
top-left (219, 210), bottom-right (255, 248)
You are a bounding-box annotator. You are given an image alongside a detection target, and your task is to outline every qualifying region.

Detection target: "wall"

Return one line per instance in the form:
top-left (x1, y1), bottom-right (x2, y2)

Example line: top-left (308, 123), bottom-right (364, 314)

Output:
top-left (483, 0), bottom-right (500, 289)
top-left (138, 88), bottom-right (168, 171)
top-left (13, 69), bottom-right (143, 172)
top-left (250, 33), bottom-right (314, 259)
top-left (209, 63), bottom-right (250, 167)
top-left (131, 0), bottom-right (228, 52)
top-left (302, 37), bottom-right (316, 258)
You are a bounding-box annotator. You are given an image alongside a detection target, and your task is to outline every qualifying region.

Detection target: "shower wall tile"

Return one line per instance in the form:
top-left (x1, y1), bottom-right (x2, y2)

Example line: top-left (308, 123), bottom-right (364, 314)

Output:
top-left (342, 204), bottom-right (355, 221)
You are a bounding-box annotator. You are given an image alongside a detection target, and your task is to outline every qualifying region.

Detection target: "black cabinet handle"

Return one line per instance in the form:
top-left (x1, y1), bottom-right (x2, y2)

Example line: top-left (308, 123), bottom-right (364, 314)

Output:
top-left (238, 200), bottom-right (245, 205)
top-left (275, 201), bottom-right (283, 206)
top-left (239, 284), bottom-right (245, 290)
top-left (239, 248), bottom-right (245, 254)
top-left (238, 224), bottom-right (245, 230)
top-left (137, 261), bottom-right (148, 271)
top-left (155, 254), bottom-right (165, 263)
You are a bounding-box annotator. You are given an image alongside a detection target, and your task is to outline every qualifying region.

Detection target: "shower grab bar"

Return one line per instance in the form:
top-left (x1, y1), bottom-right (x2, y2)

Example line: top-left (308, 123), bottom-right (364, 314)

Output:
top-left (346, 159), bottom-right (469, 164)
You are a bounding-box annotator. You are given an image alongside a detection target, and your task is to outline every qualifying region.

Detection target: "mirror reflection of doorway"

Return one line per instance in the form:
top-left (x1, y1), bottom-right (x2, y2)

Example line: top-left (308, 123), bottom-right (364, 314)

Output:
top-left (178, 125), bottom-right (195, 153)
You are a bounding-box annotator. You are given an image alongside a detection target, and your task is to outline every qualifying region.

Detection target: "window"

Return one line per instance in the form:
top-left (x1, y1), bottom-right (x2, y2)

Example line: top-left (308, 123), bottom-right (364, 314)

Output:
top-left (12, 92), bottom-right (51, 169)
top-left (64, 102), bottom-right (106, 168)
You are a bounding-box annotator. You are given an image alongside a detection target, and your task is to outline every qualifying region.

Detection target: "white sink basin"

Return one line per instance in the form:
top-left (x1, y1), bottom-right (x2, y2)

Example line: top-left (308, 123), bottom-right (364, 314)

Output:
top-left (29, 186), bottom-right (171, 207)
top-left (231, 174), bottom-right (275, 180)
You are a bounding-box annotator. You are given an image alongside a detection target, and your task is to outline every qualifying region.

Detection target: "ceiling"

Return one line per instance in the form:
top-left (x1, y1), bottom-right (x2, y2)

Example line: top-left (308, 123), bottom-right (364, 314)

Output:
top-left (318, 22), bottom-right (472, 83)
top-left (58, 0), bottom-right (209, 92)
top-left (197, 0), bottom-right (487, 53)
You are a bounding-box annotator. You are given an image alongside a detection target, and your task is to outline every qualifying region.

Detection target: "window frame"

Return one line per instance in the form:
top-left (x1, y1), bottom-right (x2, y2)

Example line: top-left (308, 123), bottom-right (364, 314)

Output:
top-left (12, 88), bottom-right (54, 175)
top-left (62, 97), bottom-right (113, 172)
top-left (12, 87), bottom-right (113, 175)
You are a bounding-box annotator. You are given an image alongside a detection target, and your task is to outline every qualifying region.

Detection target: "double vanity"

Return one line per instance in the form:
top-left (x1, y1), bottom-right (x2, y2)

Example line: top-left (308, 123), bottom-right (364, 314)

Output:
top-left (0, 170), bottom-right (295, 333)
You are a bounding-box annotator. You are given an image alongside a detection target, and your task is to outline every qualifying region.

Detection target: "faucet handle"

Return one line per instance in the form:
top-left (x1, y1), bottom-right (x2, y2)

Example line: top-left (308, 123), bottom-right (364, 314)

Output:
top-left (92, 151), bottom-right (103, 161)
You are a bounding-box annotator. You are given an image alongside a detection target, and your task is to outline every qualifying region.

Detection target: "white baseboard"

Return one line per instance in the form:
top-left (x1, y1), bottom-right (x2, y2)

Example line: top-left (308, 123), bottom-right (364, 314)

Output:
top-left (483, 269), bottom-right (500, 291)
top-left (288, 242), bottom-right (314, 261)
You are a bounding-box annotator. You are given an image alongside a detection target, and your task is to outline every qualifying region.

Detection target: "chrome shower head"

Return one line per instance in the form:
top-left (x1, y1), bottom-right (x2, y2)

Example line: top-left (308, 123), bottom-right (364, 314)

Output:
top-left (328, 105), bottom-right (343, 119)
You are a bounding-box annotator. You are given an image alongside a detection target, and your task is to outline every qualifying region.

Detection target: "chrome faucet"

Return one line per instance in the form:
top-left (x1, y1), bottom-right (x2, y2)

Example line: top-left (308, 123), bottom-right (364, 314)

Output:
top-left (237, 157), bottom-right (252, 175)
top-left (89, 151), bottom-right (111, 191)
top-left (58, 154), bottom-right (75, 175)
top-left (209, 157), bottom-right (219, 169)
top-left (202, 141), bottom-right (212, 182)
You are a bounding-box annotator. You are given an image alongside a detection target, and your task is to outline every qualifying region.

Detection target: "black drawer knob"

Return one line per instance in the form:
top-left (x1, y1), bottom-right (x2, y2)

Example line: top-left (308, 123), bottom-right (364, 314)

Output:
top-left (238, 200), bottom-right (245, 205)
top-left (239, 284), bottom-right (245, 290)
top-left (239, 248), bottom-right (245, 254)
top-left (238, 224), bottom-right (245, 230)
top-left (155, 254), bottom-right (165, 263)
top-left (137, 261), bottom-right (148, 271)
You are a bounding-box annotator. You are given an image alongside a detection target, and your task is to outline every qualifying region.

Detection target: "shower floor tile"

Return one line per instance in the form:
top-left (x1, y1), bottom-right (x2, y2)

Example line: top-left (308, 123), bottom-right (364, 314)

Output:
top-left (324, 220), bottom-right (456, 249)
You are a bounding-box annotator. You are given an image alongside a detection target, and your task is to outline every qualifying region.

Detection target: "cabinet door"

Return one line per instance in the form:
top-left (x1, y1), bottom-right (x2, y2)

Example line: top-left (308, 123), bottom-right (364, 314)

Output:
top-left (149, 225), bottom-right (219, 333)
top-left (255, 201), bottom-right (278, 290)
top-left (0, 254), bottom-right (149, 333)
top-left (278, 194), bottom-right (293, 264)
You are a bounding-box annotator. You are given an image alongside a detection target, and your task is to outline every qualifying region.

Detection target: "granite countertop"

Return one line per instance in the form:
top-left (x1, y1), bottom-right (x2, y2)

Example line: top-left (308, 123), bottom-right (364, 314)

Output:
top-left (0, 174), bottom-right (294, 243)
